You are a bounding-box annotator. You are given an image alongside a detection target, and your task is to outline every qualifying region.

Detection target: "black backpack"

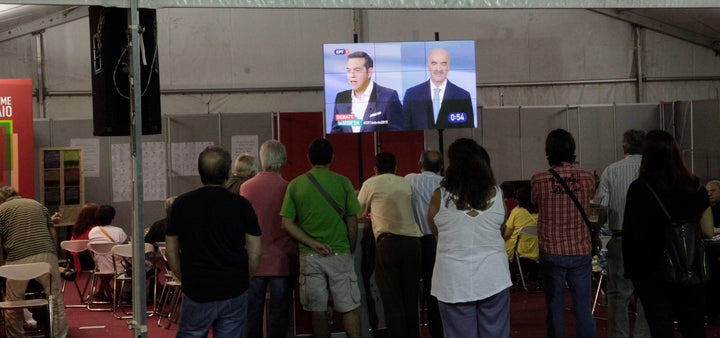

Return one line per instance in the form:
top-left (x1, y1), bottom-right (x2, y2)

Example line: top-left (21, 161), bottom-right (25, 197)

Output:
top-left (644, 180), bottom-right (709, 286)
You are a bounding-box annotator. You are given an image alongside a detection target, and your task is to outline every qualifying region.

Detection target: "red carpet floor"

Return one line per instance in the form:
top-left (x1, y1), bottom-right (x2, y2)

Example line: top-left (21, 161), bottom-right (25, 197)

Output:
top-left (54, 274), bottom-right (720, 337)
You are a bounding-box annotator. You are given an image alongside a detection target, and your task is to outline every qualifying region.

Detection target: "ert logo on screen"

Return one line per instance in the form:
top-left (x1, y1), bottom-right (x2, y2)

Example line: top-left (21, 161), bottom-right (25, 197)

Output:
top-left (334, 49), bottom-right (351, 55)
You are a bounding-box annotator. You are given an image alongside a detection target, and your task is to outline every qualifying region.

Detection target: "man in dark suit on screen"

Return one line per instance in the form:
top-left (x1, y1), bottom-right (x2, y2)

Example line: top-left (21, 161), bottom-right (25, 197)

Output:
top-left (331, 51), bottom-right (402, 133)
top-left (402, 48), bottom-right (475, 130)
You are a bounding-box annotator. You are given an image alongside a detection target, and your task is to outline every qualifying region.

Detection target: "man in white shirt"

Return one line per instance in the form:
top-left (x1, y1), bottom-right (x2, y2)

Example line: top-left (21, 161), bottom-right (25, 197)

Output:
top-left (594, 129), bottom-right (650, 338)
top-left (405, 150), bottom-right (444, 338)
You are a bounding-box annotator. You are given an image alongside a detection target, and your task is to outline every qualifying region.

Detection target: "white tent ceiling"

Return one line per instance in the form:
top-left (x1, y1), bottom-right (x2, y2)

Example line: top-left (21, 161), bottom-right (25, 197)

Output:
top-left (1, 1), bottom-right (720, 52)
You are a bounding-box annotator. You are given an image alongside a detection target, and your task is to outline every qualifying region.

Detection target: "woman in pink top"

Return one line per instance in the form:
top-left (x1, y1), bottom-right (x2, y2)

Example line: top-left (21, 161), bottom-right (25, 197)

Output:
top-left (69, 203), bottom-right (99, 271)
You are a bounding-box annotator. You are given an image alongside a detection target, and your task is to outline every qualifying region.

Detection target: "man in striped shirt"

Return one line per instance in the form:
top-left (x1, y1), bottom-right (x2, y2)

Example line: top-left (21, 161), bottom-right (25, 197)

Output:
top-left (0, 186), bottom-right (68, 337)
top-left (405, 149), bottom-right (444, 338)
top-left (594, 129), bottom-right (650, 338)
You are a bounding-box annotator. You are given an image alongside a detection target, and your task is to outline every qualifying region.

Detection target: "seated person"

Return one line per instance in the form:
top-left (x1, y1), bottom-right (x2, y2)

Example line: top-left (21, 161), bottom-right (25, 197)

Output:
top-left (88, 205), bottom-right (128, 300)
top-left (70, 203), bottom-right (99, 271)
top-left (144, 197), bottom-right (174, 244)
top-left (503, 186), bottom-right (539, 282)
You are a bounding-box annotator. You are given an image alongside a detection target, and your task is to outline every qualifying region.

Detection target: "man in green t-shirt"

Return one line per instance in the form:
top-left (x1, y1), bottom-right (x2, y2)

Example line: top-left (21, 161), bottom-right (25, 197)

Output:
top-left (281, 138), bottom-right (361, 338)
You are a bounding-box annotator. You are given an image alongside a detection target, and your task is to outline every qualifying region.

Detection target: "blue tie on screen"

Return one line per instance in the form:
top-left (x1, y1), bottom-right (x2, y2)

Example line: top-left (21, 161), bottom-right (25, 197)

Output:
top-left (433, 87), bottom-right (441, 123)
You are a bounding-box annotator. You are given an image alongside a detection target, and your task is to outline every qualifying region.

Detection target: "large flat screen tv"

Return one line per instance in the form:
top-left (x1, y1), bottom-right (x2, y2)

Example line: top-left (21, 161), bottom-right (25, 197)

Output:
top-left (323, 40), bottom-right (477, 134)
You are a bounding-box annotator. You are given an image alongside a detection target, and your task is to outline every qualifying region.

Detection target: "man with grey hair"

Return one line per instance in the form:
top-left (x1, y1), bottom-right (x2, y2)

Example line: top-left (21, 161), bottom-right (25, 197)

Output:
top-left (240, 140), bottom-right (297, 338)
top-left (166, 146), bottom-right (262, 336)
top-left (404, 149), bottom-right (444, 338)
top-left (0, 186), bottom-right (68, 337)
top-left (401, 48), bottom-right (475, 130)
top-left (226, 153), bottom-right (258, 195)
top-left (594, 129), bottom-right (650, 338)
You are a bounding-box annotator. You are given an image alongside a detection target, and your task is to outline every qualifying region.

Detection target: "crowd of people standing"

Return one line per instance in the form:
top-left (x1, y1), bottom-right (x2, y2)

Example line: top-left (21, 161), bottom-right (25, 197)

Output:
top-left (0, 126), bottom-right (715, 338)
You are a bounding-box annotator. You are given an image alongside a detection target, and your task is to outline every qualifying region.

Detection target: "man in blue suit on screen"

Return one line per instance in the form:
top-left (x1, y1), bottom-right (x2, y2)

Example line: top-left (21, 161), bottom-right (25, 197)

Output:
top-left (331, 51), bottom-right (402, 133)
top-left (402, 48), bottom-right (475, 130)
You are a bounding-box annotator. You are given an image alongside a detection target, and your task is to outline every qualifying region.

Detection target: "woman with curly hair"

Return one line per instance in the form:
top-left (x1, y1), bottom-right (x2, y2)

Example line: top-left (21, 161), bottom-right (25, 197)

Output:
top-left (69, 203), bottom-right (99, 271)
top-left (428, 138), bottom-right (511, 338)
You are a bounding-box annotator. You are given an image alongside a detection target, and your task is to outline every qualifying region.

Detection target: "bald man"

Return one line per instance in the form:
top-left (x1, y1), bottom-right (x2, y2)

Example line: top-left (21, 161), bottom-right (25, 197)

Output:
top-left (401, 48), bottom-right (475, 130)
top-left (706, 180), bottom-right (720, 227)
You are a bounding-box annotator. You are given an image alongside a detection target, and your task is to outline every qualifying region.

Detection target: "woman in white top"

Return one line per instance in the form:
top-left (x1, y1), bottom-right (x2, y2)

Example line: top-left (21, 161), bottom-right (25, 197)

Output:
top-left (428, 138), bottom-right (512, 338)
top-left (87, 205), bottom-right (128, 300)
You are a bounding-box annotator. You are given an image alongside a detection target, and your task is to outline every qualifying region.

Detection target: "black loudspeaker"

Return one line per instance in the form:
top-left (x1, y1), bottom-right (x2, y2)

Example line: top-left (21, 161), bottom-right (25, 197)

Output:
top-left (90, 6), bottom-right (161, 136)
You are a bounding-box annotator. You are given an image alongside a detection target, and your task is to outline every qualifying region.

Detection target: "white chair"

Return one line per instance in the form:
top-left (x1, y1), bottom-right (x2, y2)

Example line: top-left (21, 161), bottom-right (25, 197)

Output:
top-left (0, 262), bottom-right (54, 337)
top-left (86, 242), bottom-right (117, 311)
top-left (111, 243), bottom-right (155, 319)
top-left (155, 245), bottom-right (182, 329)
top-left (60, 239), bottom-right (92, 308)
top-left (513, 225), bottom-right (539, 292)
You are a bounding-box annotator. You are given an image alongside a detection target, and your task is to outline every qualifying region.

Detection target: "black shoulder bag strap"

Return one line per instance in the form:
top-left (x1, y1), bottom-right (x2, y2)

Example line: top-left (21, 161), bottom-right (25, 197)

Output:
top-left (642, 179), bottom-right (672, 221)
top-left (305, 172), bottom-right (346, 219)
top-left (548, 168), bottom-right (595, 234)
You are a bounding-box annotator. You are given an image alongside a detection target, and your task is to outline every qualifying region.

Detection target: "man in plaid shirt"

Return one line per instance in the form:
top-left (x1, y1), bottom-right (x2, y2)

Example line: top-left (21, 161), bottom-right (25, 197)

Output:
top-left (531, 129), bottom-right (596, 338)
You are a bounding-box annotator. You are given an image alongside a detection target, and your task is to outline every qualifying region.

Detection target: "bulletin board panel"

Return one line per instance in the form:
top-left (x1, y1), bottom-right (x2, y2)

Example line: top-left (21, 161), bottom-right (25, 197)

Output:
top-left (577, 103), bottom-right (661, 175)
top-left (686, 99), bottom-right (720, 179)
top-left (519, 106), bottom-right (571, 181)
top-left (481, 106), bottom-right (522, 181)
top-left (108, 131), bottom-right (167, 231)
top-left (613, 103), bottom-right (662, 143)
top-left (219, 113), bottom-right (275, 160)
top-left (577, 105), bottom-right (617, 172)
top-left (167, 114), bottom-right (221, 197)
top-left (166, 113), bottom-right (274, 198)
top-left (481, 103), bottom-right (661, 183)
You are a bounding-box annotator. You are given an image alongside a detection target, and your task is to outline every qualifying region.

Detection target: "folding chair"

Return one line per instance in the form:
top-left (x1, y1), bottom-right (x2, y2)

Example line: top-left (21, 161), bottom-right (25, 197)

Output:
top-left (0, 262), bottom-right (54, 337)
top-left (155, 245), bottom-right (182, 329)
top-left (592, 235), bottom-right (612, 317)
top-left (513, 225), bottom-right (539, 292)
top-left (86, 242), bottom-right (117, 311)
top-left (59, 239), bottom-right (92, 308)
top-left (111, 243), bottom-right (155, 319)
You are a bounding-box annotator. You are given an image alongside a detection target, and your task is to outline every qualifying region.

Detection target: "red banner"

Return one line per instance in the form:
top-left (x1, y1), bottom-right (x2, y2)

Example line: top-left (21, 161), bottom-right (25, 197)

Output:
top-left (0, 79), bottom-right (34, 198)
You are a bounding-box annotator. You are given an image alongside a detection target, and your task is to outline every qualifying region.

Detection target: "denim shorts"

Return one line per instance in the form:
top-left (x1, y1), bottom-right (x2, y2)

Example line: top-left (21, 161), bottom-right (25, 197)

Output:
top-left (299, 253), bottom-right (361, 313)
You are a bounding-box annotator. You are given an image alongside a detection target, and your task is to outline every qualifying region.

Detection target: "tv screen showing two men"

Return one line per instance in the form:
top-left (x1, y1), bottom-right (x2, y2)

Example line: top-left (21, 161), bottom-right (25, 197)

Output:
top-left (323, 40), bottom-right (477, 134)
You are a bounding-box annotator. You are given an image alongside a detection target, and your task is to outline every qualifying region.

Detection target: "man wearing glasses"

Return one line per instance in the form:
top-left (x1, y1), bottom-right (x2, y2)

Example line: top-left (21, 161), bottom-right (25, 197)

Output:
top-left (330, 51), bottom-right (402, 133)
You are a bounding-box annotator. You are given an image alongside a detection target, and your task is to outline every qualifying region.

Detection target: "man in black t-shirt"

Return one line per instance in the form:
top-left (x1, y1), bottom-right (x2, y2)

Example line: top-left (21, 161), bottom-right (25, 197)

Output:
top-left (166, 146), bottom-right (261, 336)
